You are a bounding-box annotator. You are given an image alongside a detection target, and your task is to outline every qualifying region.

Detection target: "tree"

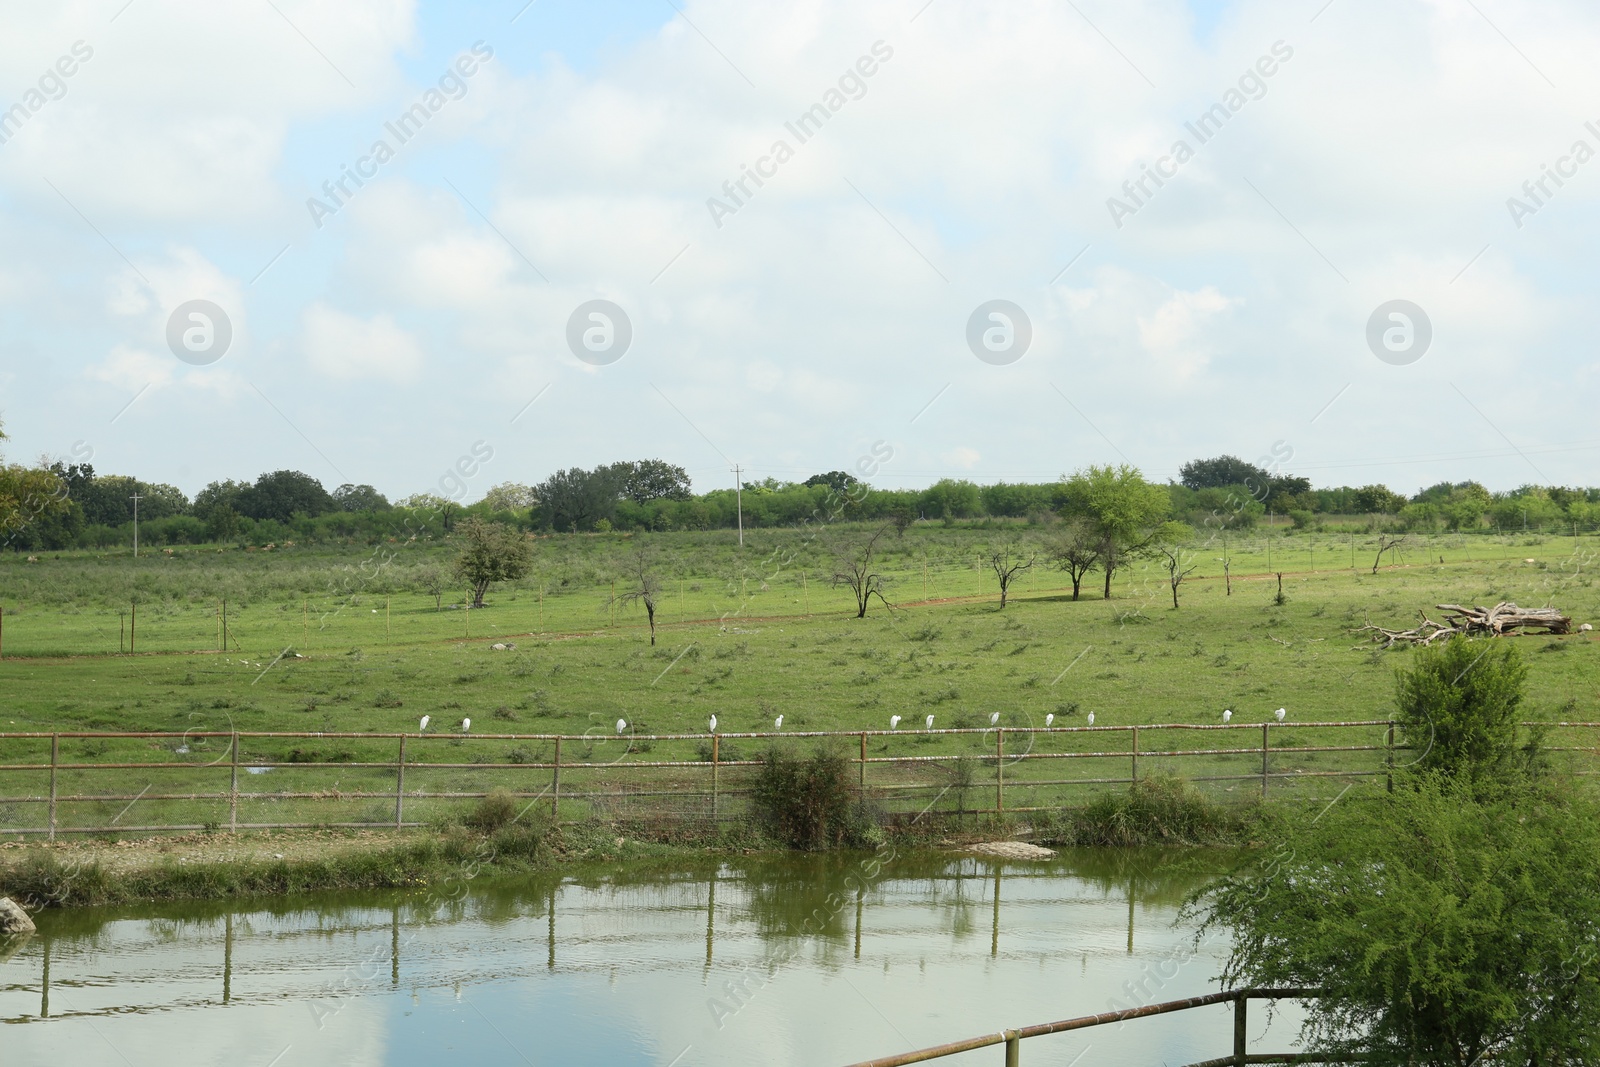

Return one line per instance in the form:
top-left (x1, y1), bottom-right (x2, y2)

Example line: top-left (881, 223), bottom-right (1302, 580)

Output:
top-left (533, 467), bottom-right (615, 531)
top-left (416, 565), bottom-right (446, 611)
top-left (1395, 637), bottom-right (1528, 779)
top-left (607, 459), bottom-right (692, 504)
top-left (1353, 484), bottom-right (1406, 514)
top-left (1159, 541), bottom-right (1198, 609)
top-left (614, 544), bottom-right (665, 645)
top-left (919, 478), bottom-right (982, 521)
top-left (1046, 518), bottom-right (1101, 601)
top-left (830, 524), bottom-right (894, 619)
top-left (480, 482), bottom-right (537, 512)
top-left (1372, 534), bottom-right (1404, 573)
top-left (1179, 455), bottom-right (1269, 491)
top-left (332, 484), bottom-right (390, 512)
top-left (986, 540), bottom-right (1036, 608)
top-left (1189, 775), bottom-right (1600, 1066)
top-left (0, 443), bottom-right (71, 547)
top-left (453, 517), bottom-right (533, 608)
top-left (1060, 465), bottom-right (1174, 599)
top-left (803, 471), bottom-right (859, 494)
top-left (238, 471), bottom-right (334, 522)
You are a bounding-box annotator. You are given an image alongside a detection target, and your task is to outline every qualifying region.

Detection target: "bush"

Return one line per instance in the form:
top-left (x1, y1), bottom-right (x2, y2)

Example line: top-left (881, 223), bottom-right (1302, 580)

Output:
top-left (465, 788), bottom-right (518, 832)
top-left (749, 745), bottom-right (872, 850)
top-left (1052, 775), bottom-right (1237, 846)
top-left (1395, 636), bottom-right (1528, 778)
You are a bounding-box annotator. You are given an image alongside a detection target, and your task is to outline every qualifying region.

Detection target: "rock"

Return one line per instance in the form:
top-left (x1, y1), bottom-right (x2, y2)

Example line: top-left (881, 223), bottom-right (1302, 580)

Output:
top-left (0, 898), bottom-right (36, 935)
top-left (960, 841), bottom-right (1056, 860)
top-left (0, 932), bottom-right (31, 964)
top-left (490, 642), bottom-right (516, 651)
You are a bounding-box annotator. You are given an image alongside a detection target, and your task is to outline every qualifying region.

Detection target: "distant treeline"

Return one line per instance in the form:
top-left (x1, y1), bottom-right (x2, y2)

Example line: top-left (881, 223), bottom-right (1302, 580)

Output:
top-left (4, 451), bottom-right (1600, 552)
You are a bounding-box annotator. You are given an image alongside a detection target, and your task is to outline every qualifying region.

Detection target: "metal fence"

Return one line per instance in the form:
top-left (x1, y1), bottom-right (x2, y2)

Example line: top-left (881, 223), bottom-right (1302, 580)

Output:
top-left (839, 987), bottom-right (1325, 1067)
top-left (1, 719), bottom-right (1595, 838)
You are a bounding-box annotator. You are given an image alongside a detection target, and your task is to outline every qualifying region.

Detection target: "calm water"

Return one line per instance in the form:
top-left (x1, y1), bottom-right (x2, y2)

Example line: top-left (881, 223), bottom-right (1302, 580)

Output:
top-left (0, 850), bottom-right (1305, 1066)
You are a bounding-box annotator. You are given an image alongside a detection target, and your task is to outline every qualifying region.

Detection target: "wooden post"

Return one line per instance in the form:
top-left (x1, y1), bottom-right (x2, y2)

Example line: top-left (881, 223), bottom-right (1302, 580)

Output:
top-left (1, 603), bottom-right (4, 658)
top-left (711, 734), bottom-right (720, 817)
top-left (120, 612), bottom-right (125, 653)
top-left (995, 728), bottom-right (1004, 812)
top-left (1131, 725), bottom-right (1139, 789)
top-left (229, 731), bottom-right (239, 831)
top-left (539, 585), bottom-right (544, 631)
top-left (130, 600), bottom-right (136, 653)
top-left (385, 597), bottom-right (390, 636)
top-left (465, 600), bottom-right (470, 638)
top-left (551, 736), bottom-right (561, 819)
top-left (1234, 994), bottom-right (1248, 1067)
top-left (47, 733), bottom-right (58, 841)
top-left (801, 571), bottom-right (809, 614)
top-left (610, 580), bottom-right (616, 627)
top-left (1005, 1031), bottom-right (1020, 1067)
top-left (216, 602), bottom-right (221, 650)
top-left (395, 736), bottom-right (406, 827)
top-left (1386, 722), bottom-right (1395, 793)
top-left (859, 731), bottom-right (867, 789)
top-left (303, 599), bottom-right (308, 646)
top-left (1261, 723), bottom-right (1270, 797)
top-left (221, 598), bottom-right (226, 651)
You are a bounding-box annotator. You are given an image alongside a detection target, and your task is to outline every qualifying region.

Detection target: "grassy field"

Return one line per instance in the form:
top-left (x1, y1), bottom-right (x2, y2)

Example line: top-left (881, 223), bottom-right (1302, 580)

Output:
top-left (0, 525), bottom-right (1596, 834)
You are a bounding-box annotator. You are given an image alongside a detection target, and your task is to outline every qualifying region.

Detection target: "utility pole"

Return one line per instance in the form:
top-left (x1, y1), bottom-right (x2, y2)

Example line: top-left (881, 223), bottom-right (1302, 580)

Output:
top-left (731, 464), bottom-right (744, 547)
top-left (131, 492), bottom-right (143, 558)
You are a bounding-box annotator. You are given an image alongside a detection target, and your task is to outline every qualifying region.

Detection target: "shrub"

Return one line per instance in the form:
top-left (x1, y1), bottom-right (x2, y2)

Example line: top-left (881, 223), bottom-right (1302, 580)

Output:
top-left (749, 745), bottom-right (871, 850)
top-left (465, 788), bottom-right (518, 832)
top-left (1054, 775), bottom-right (1236, 846)
top-left (1395, 636), bottom-right (1528, 778)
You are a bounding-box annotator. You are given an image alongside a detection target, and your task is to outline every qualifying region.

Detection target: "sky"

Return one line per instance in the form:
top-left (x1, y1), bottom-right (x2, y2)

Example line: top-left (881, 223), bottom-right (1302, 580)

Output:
top-left (1, 0), bottom-right (1596, 503)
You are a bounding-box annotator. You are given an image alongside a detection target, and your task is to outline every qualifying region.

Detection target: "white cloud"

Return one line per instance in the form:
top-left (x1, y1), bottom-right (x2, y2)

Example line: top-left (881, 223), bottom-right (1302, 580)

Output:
top-left (941, 446), bottom-right (981, 469)
top-left (301, 303), bottom-right (425, 382)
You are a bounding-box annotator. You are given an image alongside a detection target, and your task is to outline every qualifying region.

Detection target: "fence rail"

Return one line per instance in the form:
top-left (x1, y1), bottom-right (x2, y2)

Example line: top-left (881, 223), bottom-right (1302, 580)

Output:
top-left (840, 987), bottom-right (1329, 1066)
top-left (0, 720), bottom-right (1592, 838)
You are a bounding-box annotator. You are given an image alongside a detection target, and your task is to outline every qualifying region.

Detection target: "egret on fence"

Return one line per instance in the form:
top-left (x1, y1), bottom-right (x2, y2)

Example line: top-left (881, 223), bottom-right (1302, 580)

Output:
top-left (1222, 709), bottom-right (1232, 723)
top-left (1086, 712), bottom-right (1095, 725)
top-left (989, 712), bottom-right (1000, 726)
top-left (1045, 713), bottom-right (1054, 727)
top-left (616, 718), bottom-right (627, 734)
top-left (708, 714), bottom-right (717, 733)
top-left (925, 714), bottom-right (935, 730)
top-left (419, 715), bottom-right (430, 733)
top-left (462, 718), bottom-right (471, 733)
top-left (774, 714), bottom-right (783, 730)
top-left (890, 714), bottom-right (902, 730)
top-left (1275, 707), bottom-right (1287, 722)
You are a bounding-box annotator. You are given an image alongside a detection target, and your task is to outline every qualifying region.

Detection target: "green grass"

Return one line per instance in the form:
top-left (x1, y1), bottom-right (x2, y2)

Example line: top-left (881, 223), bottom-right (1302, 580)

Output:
top-left (0, 525), bottom-right (1596, 833)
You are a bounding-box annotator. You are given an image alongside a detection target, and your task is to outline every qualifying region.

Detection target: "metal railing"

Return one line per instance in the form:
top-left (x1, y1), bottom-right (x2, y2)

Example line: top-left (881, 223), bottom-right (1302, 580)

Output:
top-left (839, 987), bottom-right (1327, 1067)
top-left (2, 718), bottom-right (1591, 837)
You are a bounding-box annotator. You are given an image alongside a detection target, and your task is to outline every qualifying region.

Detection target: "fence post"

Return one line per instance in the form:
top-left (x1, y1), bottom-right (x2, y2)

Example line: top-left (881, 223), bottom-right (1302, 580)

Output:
top-left (1233, 993), bottom-right (1247, 1066)
top-left (1261, 724), bottom-right (1270, 797)
top-left (711, 734), bottom-right (720, 818)
top-left (995, 729), bottom-right (1005, 812)
top-left (1004, 1029), bottom-right (1020, 1066)
top-left (395, 736), bottom-right (406, 828)
top-left (48, 733), bottom-right (58, 841)
top-left (859, 731), bottom-right (867, 789)
top-left (1131, 725), bottom-right (1140, 789)
top-left (1386, 722), bottom-right (1395, 793)
top-left (552, 736), bottom-right (561, 821)
top-left (229, 731), bottom-right (239, 832)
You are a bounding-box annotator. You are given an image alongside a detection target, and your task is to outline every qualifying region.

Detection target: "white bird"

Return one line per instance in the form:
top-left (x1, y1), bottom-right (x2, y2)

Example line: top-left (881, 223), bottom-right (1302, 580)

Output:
top-left (1222, 709), bottom-right (1232, 723)
top-left (419, 715), bottom-right (430, 732)
top-left (1086, 712), bottom-right (1095, 725)
top-left (461, 718), bottom-right (471, 733)
top-left (1275, 707), bottom-right (1287, 722)
top-left (709, 715), bottom-right (717, 733)
top-left (616, 718), bottom-right (627, 734)
top-left (989, 712), bottom-right (1000, 726)
top-left (774, 714), bottom-right (783, 730)
top-left (925, 714), bottom-right (935, 730)
top-left (1045, 713), bottom-right (1055, 727)
top-left (890, 714), bottom-right (902, 730)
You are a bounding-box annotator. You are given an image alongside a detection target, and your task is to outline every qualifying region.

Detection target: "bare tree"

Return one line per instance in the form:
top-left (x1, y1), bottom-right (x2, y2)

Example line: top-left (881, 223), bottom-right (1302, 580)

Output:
top-left (1372, 534), bottom-right (1405, 574)
top-left (987, 540), bottom-right (1036, 608)
top-left (830, 524), bottom-right (894, 619)
top-left (614, 544), bottom-right (665, 645)
top-left (416, 565), bottom-right (446, 611)
top-left (1046, 519), bottom-right (1101, 601)
top-left (1160, 547), bottom-right (1198, 609)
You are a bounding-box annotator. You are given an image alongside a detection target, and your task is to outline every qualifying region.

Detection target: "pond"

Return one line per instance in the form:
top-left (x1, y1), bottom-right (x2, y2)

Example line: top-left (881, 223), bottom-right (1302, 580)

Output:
top-left (0, 849), bottom-right (1306, 1066)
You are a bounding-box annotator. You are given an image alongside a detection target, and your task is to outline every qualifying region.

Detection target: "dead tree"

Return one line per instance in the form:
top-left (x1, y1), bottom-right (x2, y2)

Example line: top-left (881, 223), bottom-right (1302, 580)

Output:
top-left (1371, 535), bottom-right (1405, 574)
top-left (1354, 601), bottom-right (1574, 647)
top-left (988, 541), bottom-right (1037, 608)
top-left (830, 524), bottom-right (895, 619)
top-left (1047, 520), bottom-right (1101, 601)
top-left (614, 545), bottom-right (664, 644)
top-left (1160, 547), bottom-right (1198, 609)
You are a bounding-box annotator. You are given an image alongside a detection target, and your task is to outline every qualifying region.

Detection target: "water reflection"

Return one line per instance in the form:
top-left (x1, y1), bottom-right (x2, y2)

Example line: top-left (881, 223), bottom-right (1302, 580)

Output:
top-left (1, 849), bottom-right (1302, 1066)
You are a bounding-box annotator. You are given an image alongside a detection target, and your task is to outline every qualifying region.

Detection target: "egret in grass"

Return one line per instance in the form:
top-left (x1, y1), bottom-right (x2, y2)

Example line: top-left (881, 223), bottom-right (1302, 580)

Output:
top-left (1275, 707), bottom-right (1287, 722)
top-left (462, 718), bottom-right (471, 733)
top-left (1222, 709), bottom-right (1232, 723)
top-left (890, 714), bottom-right (902, 730)
top-left (1086, 712), bottom-right (1095, 725)
top-left (419, 715), bottom-right (430, 733)
top-left (616, 719), bottom-right (627, 734)
top-left (1045, 713), bottom-right (1054, 727)
top-left (989, 712), bottom-right (1000, 726)
top-left (774, 714), bottom-right (783, 730)
top-left (708, 714), bottom-right (717, 733)
top-left (925, 714), bottom-right (935, 730)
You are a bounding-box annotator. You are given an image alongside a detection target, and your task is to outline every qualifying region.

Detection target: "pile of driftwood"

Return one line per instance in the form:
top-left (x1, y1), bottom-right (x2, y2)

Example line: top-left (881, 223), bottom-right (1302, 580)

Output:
top-left (1355, 602), bottom-right (1573, 648)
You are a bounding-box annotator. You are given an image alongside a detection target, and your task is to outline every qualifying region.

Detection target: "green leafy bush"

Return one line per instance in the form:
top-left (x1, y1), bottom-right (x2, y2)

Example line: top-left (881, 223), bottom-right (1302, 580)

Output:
top-left (749, 745), bottom-right (872, 850)
top-left (1395, 636), bottom-right (1528, 778)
